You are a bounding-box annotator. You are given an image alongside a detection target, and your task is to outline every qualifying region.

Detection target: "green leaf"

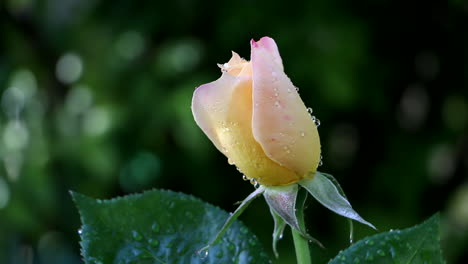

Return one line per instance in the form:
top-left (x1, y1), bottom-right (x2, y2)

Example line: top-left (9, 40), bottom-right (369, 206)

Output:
top-left (329, 214), bottom-right (445, 264)
top-left (71, 189), bottom-right (271, 264)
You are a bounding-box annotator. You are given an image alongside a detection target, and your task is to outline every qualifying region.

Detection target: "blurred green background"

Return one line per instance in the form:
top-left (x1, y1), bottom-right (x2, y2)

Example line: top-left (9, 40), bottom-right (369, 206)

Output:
top-left (0, 0), bottom-right (466, 263)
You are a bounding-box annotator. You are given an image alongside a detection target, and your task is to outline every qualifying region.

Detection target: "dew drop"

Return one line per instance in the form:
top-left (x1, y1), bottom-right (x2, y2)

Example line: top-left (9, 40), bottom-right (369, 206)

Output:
top-left (249, 178), bottom-right (257, 186)
top-left (240, 227), bottom-right (248, 234)
top-left (274, 92), bottom-right (279, 97)
top-left (215, 250), bottom-right (224, 258)
top-left (365, 239), bottom-right (374, 246)
top-left (307, 107), bottom-right (313, 114)
top-left (148, 238), bottom-right (160, 247)
top-left (185, 211), bottom-right (194, 219)
top-left (300, 131), bottom-right (305, 137)
top-left (365, 252), bottom-right (374, 261)
top-left (295, 87), bottom-right (300, 92)
top-left (151, 222), bottom-right (160, 233)
top-left (274, 101), bottom-right (281, 108)
top-left (132, 230), bottom-right (143, 241)
top-left (197, 249), bottom-right (209, 259)
top-left (227, 242), bottom-right (235, 251)
top-left (78, 229), bottom-right (83, 235)
top-left (227, 158), bottom-right (235, 165)
top-left (287, 88), bottom-right (292, 93)
top-left (314, 118), bottom-right (321, 127)
top-left (278, 233), bottom-right (284, 240)
top-left (319, 155), bottom-right (323, 166)
top-left (377, 249), bottom-right (385, 256)
top-left (168, 201), bottom-right (175, 209)
top-left (405, 242), bottom-right (412, 250)
top-left (242, 175), bottom-right (248, 181)
top-left (132, 248), bottom-right (142, 257)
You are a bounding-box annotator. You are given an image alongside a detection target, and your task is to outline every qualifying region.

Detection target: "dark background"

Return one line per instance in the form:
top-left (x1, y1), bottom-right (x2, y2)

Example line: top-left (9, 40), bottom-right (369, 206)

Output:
top-left (0, 0), bottom-right (466, 263)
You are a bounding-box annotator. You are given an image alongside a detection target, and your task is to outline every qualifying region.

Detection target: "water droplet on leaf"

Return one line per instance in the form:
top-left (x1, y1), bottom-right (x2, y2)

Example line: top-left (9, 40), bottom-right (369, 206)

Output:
top-left (132, 230), bottom-right (143, 241)
top-left (148, 238), bottom-right (159, 247)
top-left (197, 249), bottom-right (209, 259)
top-left (240, 227), bottom-right (248, 234)
top-left (151, 222), bottom-right (160, 233)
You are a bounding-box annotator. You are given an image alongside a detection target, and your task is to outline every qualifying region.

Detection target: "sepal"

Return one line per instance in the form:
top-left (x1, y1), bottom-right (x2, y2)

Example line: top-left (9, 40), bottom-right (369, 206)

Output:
top-left (197, 186), bottom-right (265, 254)
top-left (264, 185), bottom-right (323, 253)
top-left (299, 171), bottom-right (376, 230)
top-left (268, 208), bottom-right (287, 258)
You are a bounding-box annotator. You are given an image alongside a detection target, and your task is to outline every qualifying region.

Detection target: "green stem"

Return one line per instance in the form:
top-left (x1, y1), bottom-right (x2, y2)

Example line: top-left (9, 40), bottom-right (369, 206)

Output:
top-left (292, 189), bottom-right (312, 264)
top-left (292, 228), bottom-right (312, 264)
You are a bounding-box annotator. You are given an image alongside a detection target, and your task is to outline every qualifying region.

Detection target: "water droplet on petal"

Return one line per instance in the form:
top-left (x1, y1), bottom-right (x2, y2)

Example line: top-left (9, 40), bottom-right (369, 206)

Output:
top-left (242, 175), bottom-right (248, 181)
top-left (249, 178), bottom-right (257, 186)
top-left (315, 118), bottom-right (321, 127)
top-left (300, 131), bottom-right (305, 137)
top-left (307, 107), bottom-right (313, 114)
top-left (77, 229), bottom-right (83, 235)
top-left (319, 155), bottom-right (323, 166)
top-left (274, 101), bottom-right (281, 108)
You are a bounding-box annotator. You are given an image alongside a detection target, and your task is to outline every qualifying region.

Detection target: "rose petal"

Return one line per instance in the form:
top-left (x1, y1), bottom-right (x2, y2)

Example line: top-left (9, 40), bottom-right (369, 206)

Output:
top-left (192, 53), bottom-right (300, 186)
top-left (251, 37), bottom-right (321, 176)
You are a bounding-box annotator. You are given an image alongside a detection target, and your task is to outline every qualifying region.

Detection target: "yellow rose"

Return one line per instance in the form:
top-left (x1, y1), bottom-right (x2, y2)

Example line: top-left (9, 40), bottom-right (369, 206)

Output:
top-left (192, 37), bottom-right (321, 186)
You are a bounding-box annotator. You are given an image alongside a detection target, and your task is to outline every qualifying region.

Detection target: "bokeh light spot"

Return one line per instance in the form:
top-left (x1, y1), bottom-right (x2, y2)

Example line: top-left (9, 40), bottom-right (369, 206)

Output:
top-left (442, 95), bottom-right (468, 132)
top-left (398, 84), bottom-right (429, 131)
top-left (3, 121), bottom-right (29, 150)
top-left (83, 106), bottom-right (111, 136)
top-left (327, 123), bottom-right (359, 169)
top-left (3, 152), bottom-right (23, 181)
top-left (115, 30), bottom-right (145, 60)
top-left (428, 144), bottom-right (455, 183)
top-left (65, 85), bottom-right (93, 115)
top-left (56, 53), bottom-right (83, 84)
top-left (448, 184), bottom-right (468, 231)
top-left (155, 39), bottom-right (202, 76)
top-left (0, 177), bottom-right (10, 209)
top-left (119, 151), bottom-right (161, 192)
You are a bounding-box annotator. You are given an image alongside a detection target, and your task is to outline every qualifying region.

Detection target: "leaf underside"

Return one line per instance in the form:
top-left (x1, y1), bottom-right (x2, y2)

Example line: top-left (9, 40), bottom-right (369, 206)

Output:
top-left (71, 189), bottom-right (271, 264)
